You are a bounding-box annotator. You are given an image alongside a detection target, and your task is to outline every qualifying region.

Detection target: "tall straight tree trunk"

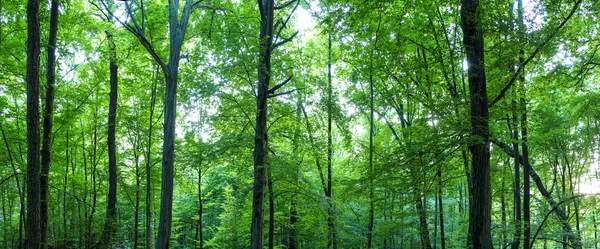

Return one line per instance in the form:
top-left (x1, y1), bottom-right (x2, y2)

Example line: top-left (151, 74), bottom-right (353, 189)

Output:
top-left (99, 31), bottom-right (119, 248)
top-left (594, 209), bottom-right (598, 249)
top-left (460, 0), bottom-right (492, 247)
top-left (146, 72), bottom-right (157, 249)
top-left (40, 1), bottom-right (59, 248)
top-left (515, 1), bottom-right (530, 247)
top-left (25, 0), bottom-right (42, 247)
top-left (511, 101), bottom-right (521, 249)
top-left (250, 0), bottom-right (274, 248)
top-left (134, 137), bottom-right (141, 249)
top-left (196, 165), bottom-right (203, 249)
top-left (520, 98), bottom-right (531, 249)
top-left (438, 168), bottom-right (446, 249)
top-left (326, 32), bottom-right (337, 249)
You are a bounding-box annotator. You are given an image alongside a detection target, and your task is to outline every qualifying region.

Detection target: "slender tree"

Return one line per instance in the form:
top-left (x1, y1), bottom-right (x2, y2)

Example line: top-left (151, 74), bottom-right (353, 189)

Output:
top-left (98, 30), bottom-right (119, 248)
top-left (40, 1), bottom-right (59, 248)
top-left (25, 0), bottom-right (42, 247)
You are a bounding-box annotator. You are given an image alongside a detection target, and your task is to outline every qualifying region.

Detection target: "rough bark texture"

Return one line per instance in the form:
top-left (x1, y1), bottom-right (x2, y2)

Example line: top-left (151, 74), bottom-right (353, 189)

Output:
top-left (26, 0), bottom-right (41, 247)
top-left (40, 1), bottom-right (59, 248)
top-left (460, 0), bottom-right (493, 248)
top-left (99, 30), bottom-right (119, 248)
top-left (251, 1), bottom-right (274, 248)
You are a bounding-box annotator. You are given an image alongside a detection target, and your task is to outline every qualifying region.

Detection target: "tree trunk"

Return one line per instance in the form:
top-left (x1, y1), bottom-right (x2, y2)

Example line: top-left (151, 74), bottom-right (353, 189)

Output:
top-left (460, 0), bottom-right (493, 248)
top-left (326, 32), bottom-right (337, 249)
top-left (40, 1), bottom-right (59, 248)
top-left (25, 0), bottom-right (42, 247)
top-left (197, 165), bottom-right (203, 249)
top-left (250, 1), bottom-right (274, 248)
top-left (134, 138), bottom-right (141, 249)
top-left (155, 1), bottom-right (194, 247)
top-left (416, 190), bottom-right (433, 249)
top-left (511, 101), bottom-right (521, 249)
top-left (146, 72), bottom-right (158, 249)
top-left (99, 31), bottom-right (119, 248)
top-left (438, 168), bottom-right (446, 249)
top-left (521, 98), bottom-right (531, 249)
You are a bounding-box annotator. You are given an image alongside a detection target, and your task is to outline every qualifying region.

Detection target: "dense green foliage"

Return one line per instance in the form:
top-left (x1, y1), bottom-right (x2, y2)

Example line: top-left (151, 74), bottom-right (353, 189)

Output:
top-left (1, 0), bottom-right (600, 248)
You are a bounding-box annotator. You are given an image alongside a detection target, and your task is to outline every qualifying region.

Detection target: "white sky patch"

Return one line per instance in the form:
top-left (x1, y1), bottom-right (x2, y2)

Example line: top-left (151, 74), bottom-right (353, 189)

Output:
top-left (579, 151), bottom-right (600, 195)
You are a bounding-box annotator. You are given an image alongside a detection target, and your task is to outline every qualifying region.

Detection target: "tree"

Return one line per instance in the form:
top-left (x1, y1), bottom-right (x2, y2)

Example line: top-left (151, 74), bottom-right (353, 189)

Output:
top-left (460, 0), bottom-right (492, 247)
top-left (40, 0), bottom-right (59, 248)
top-left (25, 0), bottom-right (42, 248)
top-left (98, 30), bottom-right (119, 248)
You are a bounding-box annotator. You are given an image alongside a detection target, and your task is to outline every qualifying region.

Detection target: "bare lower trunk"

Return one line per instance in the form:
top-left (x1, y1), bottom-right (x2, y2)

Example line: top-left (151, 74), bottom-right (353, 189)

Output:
top-left (40, 1), bottom-right (59, 248)
top-left (25, 0), bottom-right (42, 247)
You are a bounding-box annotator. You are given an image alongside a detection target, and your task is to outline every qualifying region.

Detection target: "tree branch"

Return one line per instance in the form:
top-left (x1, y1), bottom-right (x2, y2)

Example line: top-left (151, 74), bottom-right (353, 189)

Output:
top-left (272, 31), bottom-right (299, 50)
top-left (489, 0), bottom-right (583, 107)
top-left (275, 0), bottom-right (296, 10)
top-left (268, 74), bottom-right (293, 94)
top-left (268, 88), bottom-right (304, 98)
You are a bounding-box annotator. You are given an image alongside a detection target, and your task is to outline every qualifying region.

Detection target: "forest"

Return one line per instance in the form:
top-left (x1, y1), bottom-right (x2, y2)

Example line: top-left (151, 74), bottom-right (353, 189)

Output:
top-left (1, 0), bottom-right (600, 248)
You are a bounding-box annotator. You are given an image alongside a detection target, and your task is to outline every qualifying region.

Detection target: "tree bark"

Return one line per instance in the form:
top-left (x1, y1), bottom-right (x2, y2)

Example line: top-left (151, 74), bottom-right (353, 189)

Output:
top-left (99, 31), bottom-right (119, 248)
top-left (460, 0), bottom-right (493, 247)
top-left (326, 32), bottom-right (337, 249)
top-left (250, 0), bottom-right (274, 248)
top-left (438, 169), bottom-right (446, 249)
top-left (416, 190), bottom-right (433, 249)
top-left (146, 72), bottom-right (158, 249)
top-left (134, 135), bottom-right (141, 249)
top-left (155, 1), bottom-right (194, 247)
top-left (511, 102), bottom-right (521, 249)
top-left (40, 1), bottom-right (59, 248)
top-left (25, 0), bottom-right (42, 247)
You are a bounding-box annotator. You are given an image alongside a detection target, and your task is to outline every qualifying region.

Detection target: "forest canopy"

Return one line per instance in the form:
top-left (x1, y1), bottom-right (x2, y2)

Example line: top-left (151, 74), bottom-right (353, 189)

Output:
top-left (1, 0), bottom-right (600, 248)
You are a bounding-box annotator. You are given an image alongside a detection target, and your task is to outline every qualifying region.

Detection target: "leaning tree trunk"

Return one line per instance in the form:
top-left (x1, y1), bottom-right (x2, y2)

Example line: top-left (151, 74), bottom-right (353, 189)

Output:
top-left (460, 0), bottom-right (493, 248)
top-left (40, 1), bottom-right (59, 248)
top-left (250, 0), bottom-right (274, 248)
top-left (99, 30), bottom-right (119, 248)
top-left (25, 0), bottom-right (42, 247)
